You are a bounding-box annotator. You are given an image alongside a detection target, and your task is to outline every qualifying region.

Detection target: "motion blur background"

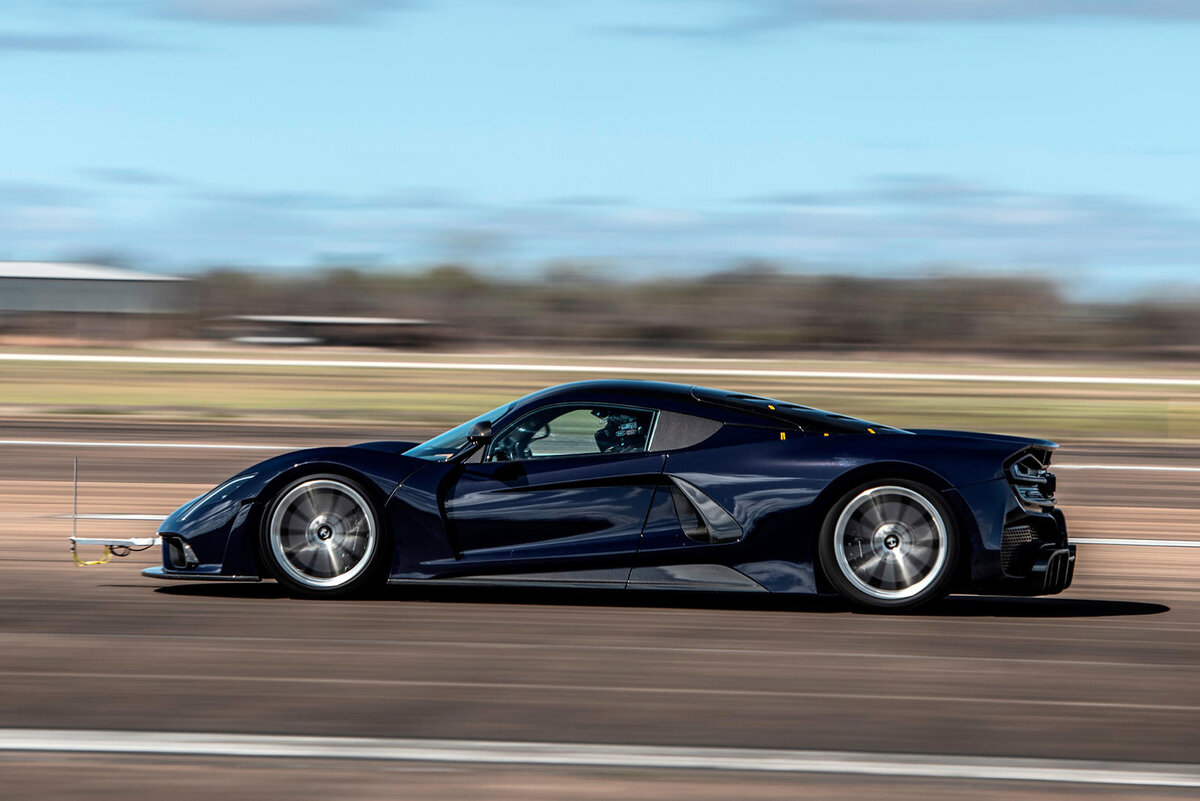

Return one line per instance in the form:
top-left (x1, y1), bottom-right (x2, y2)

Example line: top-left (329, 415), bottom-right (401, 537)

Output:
top-left (2, 1), bottom-right (1199, 439)
top-left (2, 2), bottom-right (1199, 799)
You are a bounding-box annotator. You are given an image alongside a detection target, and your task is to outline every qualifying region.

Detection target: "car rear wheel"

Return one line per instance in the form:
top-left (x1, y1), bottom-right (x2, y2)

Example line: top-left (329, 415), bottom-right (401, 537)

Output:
top-left (260, 474), bottom-right (388, 597)
top-left (818, 480), bottom-right (957, 611)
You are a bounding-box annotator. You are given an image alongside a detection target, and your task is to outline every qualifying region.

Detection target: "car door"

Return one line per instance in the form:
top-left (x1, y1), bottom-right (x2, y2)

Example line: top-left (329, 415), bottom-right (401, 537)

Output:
top-left (445, 403), bottom-right (666, 570)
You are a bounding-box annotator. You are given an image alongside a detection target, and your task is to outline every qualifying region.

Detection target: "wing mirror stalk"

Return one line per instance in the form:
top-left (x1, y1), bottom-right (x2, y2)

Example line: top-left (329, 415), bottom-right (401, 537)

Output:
top-left (449, 420), bottom-right (493, 462)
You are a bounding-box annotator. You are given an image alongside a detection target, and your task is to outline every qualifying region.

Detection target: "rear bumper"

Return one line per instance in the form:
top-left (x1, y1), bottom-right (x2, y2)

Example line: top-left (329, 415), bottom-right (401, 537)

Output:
top-left (999, 543), bottom-right (1076, 595)
top-left (1035, 543), bottom-right (1075, 594)
top-left (977, 507), bottom-right (1076, 596)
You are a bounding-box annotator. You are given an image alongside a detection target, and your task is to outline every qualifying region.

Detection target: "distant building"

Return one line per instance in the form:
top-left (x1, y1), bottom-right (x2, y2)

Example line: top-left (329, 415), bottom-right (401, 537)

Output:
top-left (0, 261), bottom-right (189, 339)
top-left (217, 315), bottom-right (436, 348)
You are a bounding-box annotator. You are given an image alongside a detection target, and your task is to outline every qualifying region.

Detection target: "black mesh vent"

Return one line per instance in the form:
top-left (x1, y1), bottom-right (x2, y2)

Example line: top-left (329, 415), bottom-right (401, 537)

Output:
top-left (1001, 525), bottom-right (1036, 572)
top-left (649, 411), bottom-right (722, 452)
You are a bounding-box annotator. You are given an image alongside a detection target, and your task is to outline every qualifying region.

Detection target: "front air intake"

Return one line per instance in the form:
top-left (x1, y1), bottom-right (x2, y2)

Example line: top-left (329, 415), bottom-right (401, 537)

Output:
top-left (164, 535), bottom-right (199, 569)
top-left (1001, 525), bottom-right (1036, 572)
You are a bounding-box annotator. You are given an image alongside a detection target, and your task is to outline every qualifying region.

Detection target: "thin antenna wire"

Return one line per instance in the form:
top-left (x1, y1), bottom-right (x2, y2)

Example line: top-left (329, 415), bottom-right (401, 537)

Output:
top-left (72, 456), bottom-right (78, 541)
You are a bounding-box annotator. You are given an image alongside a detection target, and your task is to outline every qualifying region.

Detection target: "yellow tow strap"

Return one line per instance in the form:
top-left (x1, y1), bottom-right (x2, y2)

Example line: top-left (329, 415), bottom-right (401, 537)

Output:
top-left (71, 544), bottom-right (112, 566)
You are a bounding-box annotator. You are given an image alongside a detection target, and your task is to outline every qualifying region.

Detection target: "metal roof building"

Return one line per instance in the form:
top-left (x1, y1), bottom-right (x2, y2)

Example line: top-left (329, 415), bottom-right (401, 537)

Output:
top-left (0, 261), bottom-right (188, 315)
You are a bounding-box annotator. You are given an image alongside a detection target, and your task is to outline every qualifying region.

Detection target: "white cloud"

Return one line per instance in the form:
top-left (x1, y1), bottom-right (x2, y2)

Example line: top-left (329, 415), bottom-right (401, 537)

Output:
top-left (616, 1), bottom-right (1200, 39)
top-left (159, 0), bottom-right (409, 25)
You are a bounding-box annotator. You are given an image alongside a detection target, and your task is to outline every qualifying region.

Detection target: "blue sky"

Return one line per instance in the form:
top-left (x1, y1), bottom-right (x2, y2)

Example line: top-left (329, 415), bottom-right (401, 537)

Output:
top-left (2, 0), bottom-right (1199, 296)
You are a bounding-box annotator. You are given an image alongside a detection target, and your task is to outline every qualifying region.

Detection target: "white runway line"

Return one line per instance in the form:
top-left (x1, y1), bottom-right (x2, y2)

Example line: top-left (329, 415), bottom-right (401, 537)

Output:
top-left (1073, 537), bottom-right (1200, 548)
top-left (59, 513), bottom-right (167, 521)
top-left (3, 351), bottom-right (1200, 386)
top-left (0, 439), bottom-right (293, 451)
top-left (1056, 464), bottom-right (1200, 473)
top-left (0, 729), bottom-right (1196, 788)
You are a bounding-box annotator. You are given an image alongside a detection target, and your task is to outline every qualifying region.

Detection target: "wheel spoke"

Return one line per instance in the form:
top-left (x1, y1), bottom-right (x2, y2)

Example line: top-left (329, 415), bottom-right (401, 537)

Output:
top-left (284, 513), bottom-right (308, 539)
top-left (331, 493), bottom-right (355, 518)
top-left (293, 542), bottom-right (323, 570)
top-left (865, 496), bottom-right (888, 525)
top-left (305, 546), bottom-right (329, 577)
top-left (911, 525), bottom-right (939, 547)
top-left (881, 500), bottom-right (905, 523)
top-left (301, 487), bottom-right (322, 517)
top-left (871, 555), bottom-right (892, 583)
top-left (877, 557), bottom-right (896, 587)
top-left (849, 549), bottom-right (873, 576)
top-left (908, 540), bottom-right (937, 568)
top-left (847, 507), bottom-right (872, 532)
top-left (344, 507), bottom-right (366, 532)
top-left (323, 542), bottom-right (343, 575)
top-left (898, 503), bottom-right (926, 528)
top-left (339, 532), bottom-right (366, 559)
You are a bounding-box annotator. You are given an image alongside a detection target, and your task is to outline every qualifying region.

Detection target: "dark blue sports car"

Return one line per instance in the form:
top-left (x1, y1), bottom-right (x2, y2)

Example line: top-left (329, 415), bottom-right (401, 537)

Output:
top-left (143, 380), bottom-right (1075, 610)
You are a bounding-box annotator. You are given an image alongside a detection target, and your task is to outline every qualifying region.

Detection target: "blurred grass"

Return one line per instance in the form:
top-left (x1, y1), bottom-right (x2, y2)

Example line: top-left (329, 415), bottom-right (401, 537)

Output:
top-left (1, 349), bottom-right (1198, 440)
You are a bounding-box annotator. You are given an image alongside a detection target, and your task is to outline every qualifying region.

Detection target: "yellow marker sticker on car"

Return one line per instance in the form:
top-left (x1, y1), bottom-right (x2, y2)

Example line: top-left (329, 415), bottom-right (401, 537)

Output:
top-left (823, 432), bottom-right (829, 437)
top-left (780, 431), bottom-right (786, 440)
top-left (768, 404), bottom-right (775, 410)
top-left (867, 428), bottom-right (876, 434)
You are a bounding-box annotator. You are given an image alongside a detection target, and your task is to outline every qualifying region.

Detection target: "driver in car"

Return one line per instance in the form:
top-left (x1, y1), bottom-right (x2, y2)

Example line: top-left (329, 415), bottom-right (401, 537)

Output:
top-left (593, 410), bottom-right (648, 453)
top-left (491, 407), bottom-right (650, 460)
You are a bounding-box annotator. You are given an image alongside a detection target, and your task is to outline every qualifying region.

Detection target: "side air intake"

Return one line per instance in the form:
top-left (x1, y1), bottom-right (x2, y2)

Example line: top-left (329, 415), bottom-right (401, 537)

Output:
top-left (668, 477), bottom-right (743, 544)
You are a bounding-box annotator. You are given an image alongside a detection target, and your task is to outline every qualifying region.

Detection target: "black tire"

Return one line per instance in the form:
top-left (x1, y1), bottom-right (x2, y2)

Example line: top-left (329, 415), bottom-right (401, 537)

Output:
top-left (258, 473), bottom-right (390, 598)
top-left (818, 479), bottom-right (958, 611)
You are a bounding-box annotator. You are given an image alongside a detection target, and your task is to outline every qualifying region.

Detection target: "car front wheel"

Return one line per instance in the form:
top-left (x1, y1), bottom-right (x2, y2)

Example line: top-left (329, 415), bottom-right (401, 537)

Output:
top-left (259, 474), bottom-right (388, 597)
top-left (818, 480), bottom-right (957, 611)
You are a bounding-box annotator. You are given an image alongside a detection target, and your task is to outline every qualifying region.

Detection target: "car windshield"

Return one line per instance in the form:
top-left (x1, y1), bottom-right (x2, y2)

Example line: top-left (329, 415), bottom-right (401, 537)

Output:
top-left (404, 402), bottom-right (514, 461)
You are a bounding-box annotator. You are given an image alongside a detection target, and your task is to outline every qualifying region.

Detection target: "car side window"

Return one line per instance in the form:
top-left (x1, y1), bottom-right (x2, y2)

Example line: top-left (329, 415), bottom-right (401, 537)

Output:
top-left (489, 405), bottom-right (656, 462)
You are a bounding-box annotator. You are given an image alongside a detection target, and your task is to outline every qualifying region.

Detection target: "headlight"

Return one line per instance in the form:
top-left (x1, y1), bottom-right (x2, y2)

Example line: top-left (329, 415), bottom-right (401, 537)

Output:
top-left (1007, 454), bottom-right (1056, 510)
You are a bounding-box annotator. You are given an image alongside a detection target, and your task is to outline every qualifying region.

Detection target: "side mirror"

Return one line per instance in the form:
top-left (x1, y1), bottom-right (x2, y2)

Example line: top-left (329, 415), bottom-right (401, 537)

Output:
top-left (467, 420), bottom-right (493, 445)
top-left (448, 420), bottom-right (493, 462)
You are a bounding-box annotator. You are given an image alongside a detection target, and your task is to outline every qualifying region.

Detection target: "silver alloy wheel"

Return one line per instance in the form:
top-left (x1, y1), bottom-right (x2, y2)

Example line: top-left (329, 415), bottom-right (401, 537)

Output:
top-left (267, 478), bottom-right (378, 590)
top-left (832, 485), bottom-right (948, 601)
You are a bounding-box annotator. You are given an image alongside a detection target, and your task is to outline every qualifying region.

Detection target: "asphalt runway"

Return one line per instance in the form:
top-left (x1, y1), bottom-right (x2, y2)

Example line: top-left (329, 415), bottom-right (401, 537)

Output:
top-left (1, 419), bottom-right (1198, 799)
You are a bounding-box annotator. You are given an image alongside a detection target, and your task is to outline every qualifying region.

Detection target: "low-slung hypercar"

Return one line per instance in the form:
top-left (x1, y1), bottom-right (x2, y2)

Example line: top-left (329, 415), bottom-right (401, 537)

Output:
top-left (133, 380), bottom-right (1074, 610)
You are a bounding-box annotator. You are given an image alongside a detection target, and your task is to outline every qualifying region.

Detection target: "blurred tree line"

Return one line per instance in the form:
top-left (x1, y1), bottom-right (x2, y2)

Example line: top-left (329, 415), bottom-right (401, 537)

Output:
top-left (191, 263), bottom-right (1200, 357)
